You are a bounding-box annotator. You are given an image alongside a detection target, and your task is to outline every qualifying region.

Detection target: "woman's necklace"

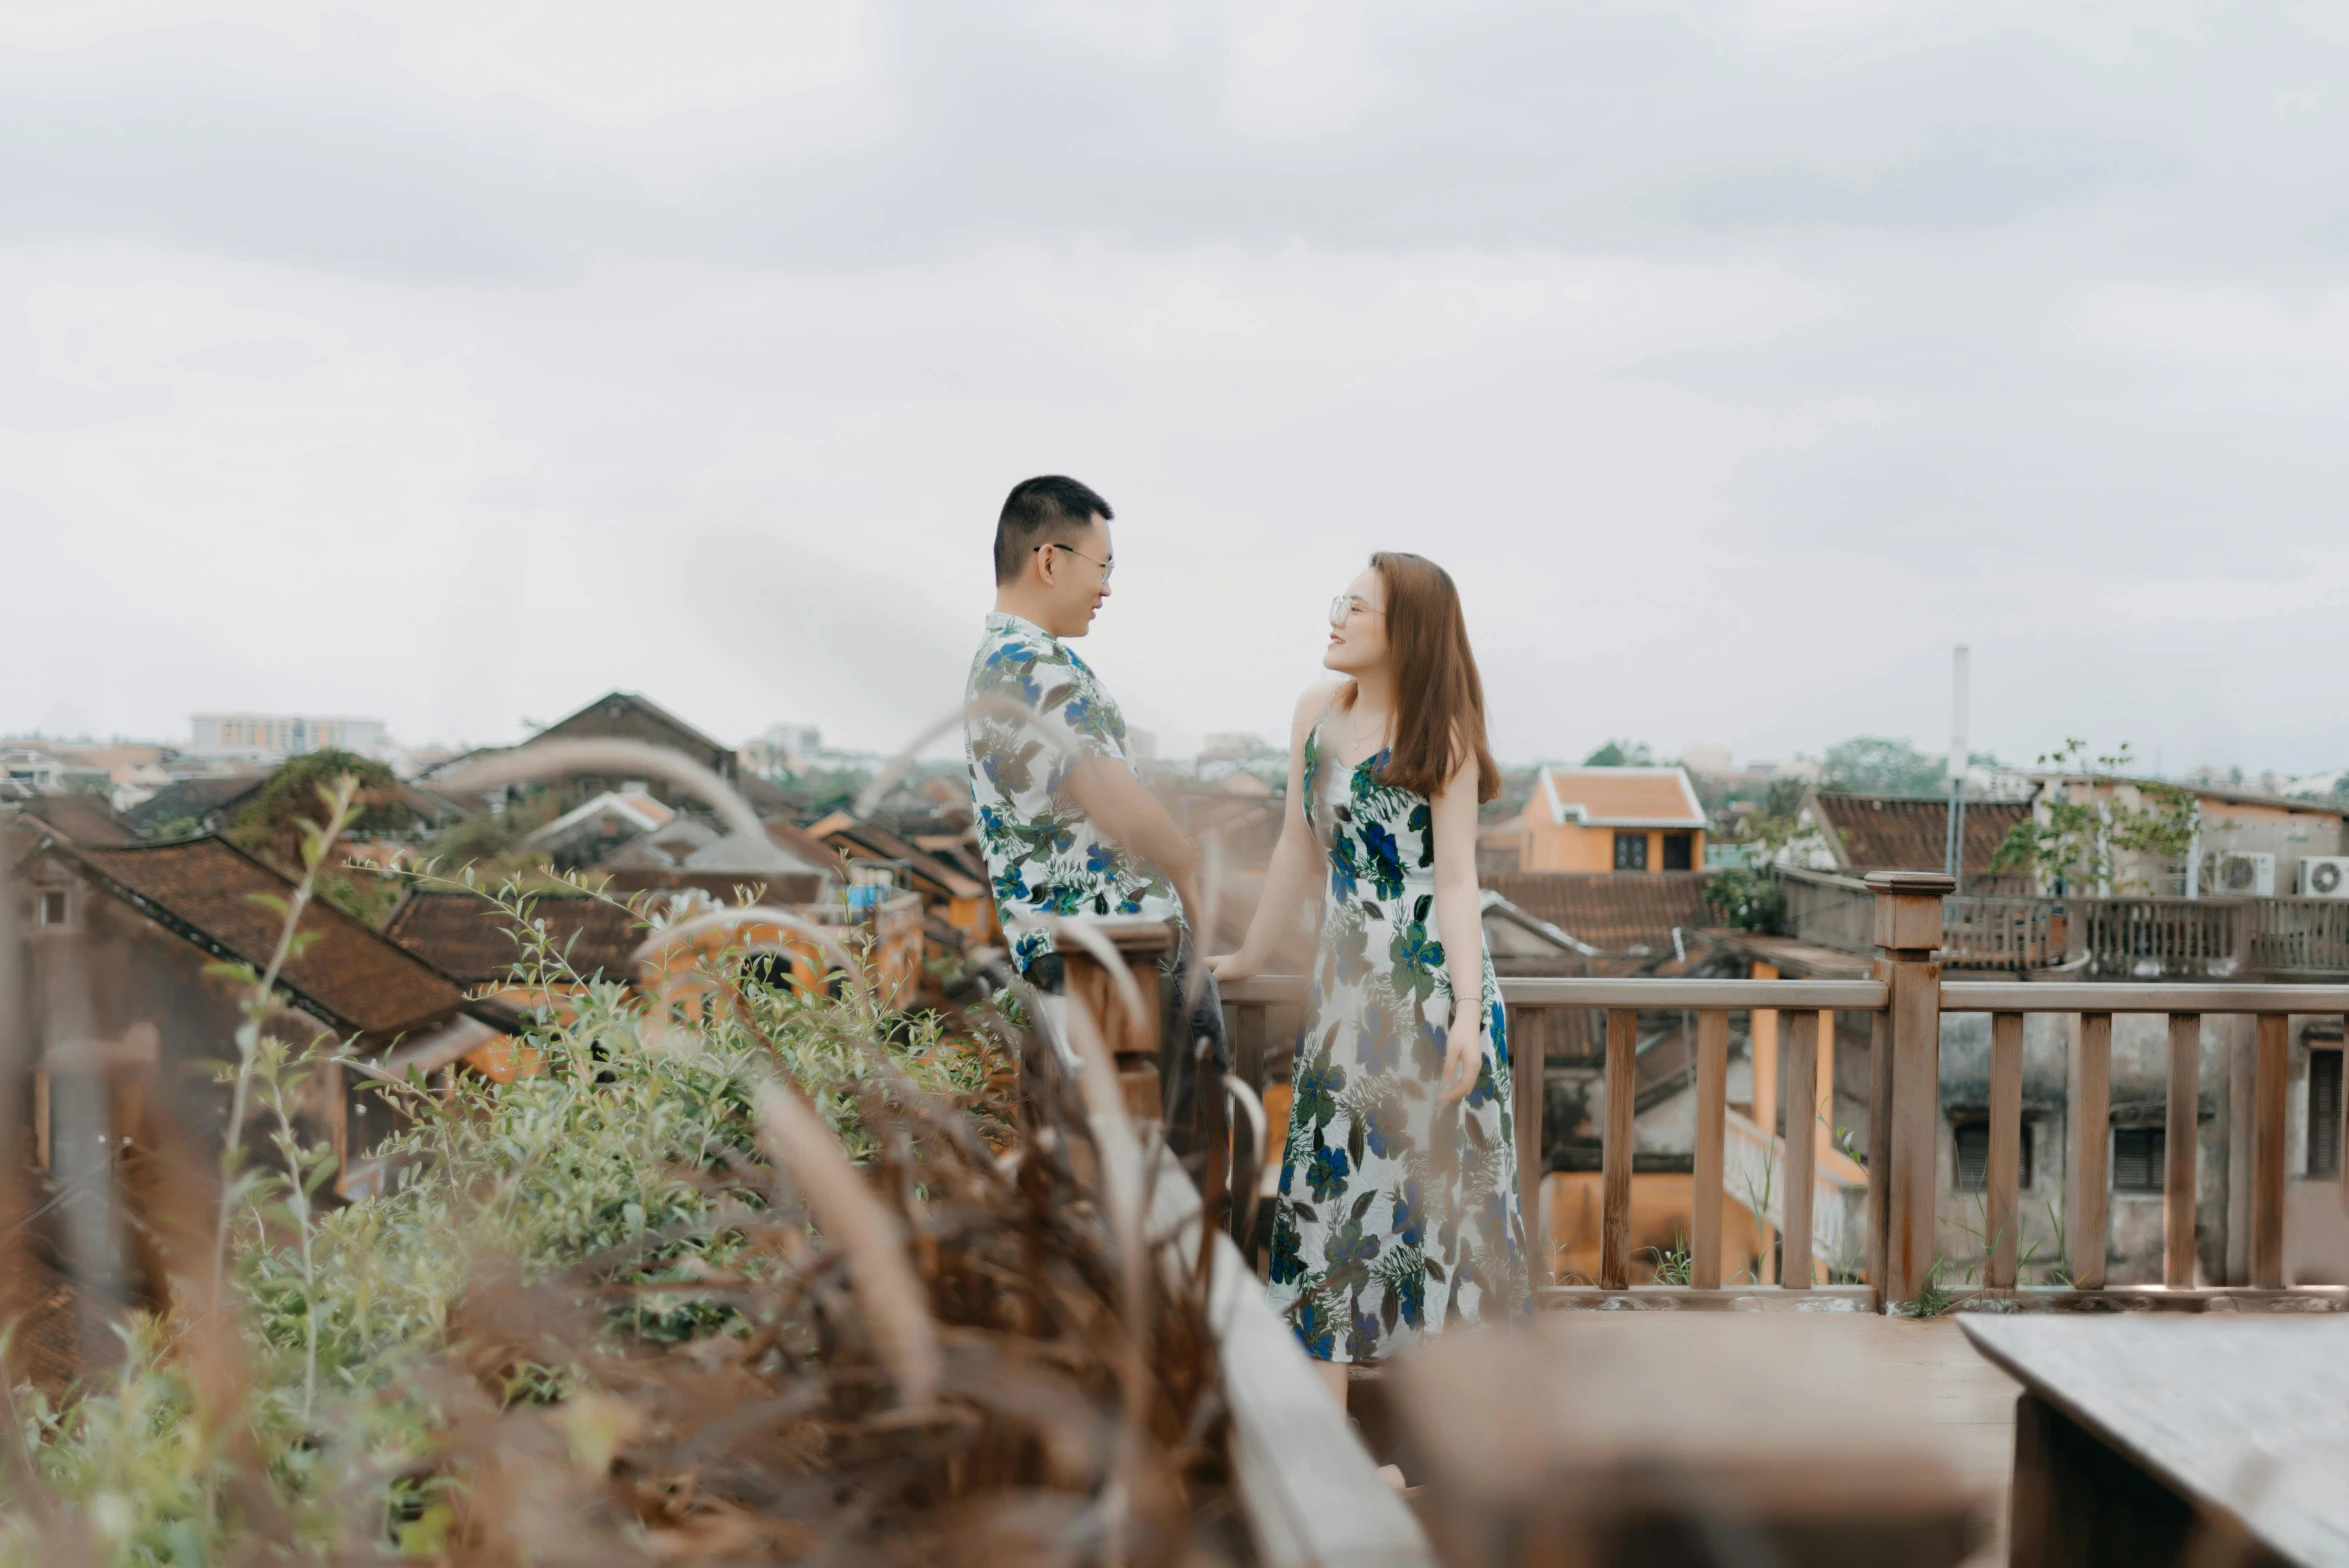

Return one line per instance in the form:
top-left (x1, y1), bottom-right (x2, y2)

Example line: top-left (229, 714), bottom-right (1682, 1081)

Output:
top-left (1346, 703), bottom-right (1389, 764)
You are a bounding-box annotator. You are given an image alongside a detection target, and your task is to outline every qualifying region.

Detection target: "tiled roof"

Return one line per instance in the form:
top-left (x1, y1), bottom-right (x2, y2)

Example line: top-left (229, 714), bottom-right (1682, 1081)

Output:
top-left (13, 795), bottom-right (137, 846)
top-left (386, 890), bottom-right (644, 986)
top-left (122, 773), bottom-right (266, 833)
top-left (820, 817), bottom-right (985, 901)
top-left (1810, 792), bottom-right (2031, 877)
top-left (1537, 767), bottom-right (1707, 828)
top-left (765, 818), bottom-right (847, 880)
top-left (1487, 872), bottom-right (1717, 961)
top-left (62, 837), bottom-right (465, 1037)
top-left (534, 691), bottom-right (733, 767)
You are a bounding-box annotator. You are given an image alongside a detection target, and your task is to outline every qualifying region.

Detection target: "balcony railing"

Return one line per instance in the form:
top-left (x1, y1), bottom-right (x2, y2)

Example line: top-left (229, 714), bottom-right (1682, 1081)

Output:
top-left (1780, 866), bottom-right (2349, 980)
top-left (2073, 896), bottom-right (2244, 980)
top-left (1206, 873), bottom-right (2349, 1312)
top-left (2247, 897), bottom-right (2349, 978)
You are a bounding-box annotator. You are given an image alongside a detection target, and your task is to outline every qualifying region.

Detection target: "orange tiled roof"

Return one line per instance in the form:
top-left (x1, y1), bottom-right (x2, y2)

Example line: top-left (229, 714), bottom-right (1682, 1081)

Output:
top-left (386, 890), bottom-right (645, 987)
top-left (1537, 767), bottom-right (1706, 828)
top-left (62, 838), bottom-right (466, 1037)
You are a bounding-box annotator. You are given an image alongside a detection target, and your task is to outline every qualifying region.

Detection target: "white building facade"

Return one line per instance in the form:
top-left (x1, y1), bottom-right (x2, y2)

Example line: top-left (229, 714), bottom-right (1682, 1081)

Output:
top-left (189, 713), bottom-right (388, 761)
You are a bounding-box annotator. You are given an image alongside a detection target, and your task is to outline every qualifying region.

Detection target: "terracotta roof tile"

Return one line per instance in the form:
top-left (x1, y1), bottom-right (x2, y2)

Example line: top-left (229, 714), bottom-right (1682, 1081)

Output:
top-left (64, 837), bottom-right (464, 1037)
top-left (822, 819), bottom-right (985, 901)
top-left (1810, 792), bottom-right (2031, 879)
top-left (1538, 768), bottom-right (1706, 828)
top-left (1487, 872), bottom-right (1717, 964)
top-left (12, 795), bottom-right (137, 846)
top-left (386, 890), bottom-right (645, 986)
top-left (122, 773), bottom-right (266, 833)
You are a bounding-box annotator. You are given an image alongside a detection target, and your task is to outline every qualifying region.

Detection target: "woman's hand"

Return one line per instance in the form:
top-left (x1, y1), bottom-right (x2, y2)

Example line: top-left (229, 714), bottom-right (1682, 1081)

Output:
top-left (1208, 949), bottom-right (1262, 984)
top-left (1437, 1011), bottom-right (1482, 1104)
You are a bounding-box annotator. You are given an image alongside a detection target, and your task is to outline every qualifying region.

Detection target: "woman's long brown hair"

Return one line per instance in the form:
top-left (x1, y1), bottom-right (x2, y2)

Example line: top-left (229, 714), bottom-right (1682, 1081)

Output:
top-left (1341, 551), bottom-right (1499, 803)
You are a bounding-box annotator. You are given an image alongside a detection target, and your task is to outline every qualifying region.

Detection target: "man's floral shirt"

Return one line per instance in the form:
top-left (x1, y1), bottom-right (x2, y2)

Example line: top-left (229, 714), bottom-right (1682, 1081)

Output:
top-left (965, 612), bottom-right (1181, 972)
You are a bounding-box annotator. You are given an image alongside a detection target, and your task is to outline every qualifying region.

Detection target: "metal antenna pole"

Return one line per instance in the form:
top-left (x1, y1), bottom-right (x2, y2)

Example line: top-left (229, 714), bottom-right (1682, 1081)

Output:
top-left (1945, 645), bottom-right (1970, 893)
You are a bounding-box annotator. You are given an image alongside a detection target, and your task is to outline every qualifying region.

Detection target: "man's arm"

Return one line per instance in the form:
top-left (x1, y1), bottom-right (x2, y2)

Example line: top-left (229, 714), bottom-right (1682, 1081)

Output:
top-left (1065, 756), bottom-right (1202, 917)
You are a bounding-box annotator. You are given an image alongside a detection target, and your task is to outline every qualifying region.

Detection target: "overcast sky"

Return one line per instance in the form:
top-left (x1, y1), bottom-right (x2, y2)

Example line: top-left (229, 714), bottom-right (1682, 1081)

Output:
top-left (6, 1), bottom-right (2348, 773)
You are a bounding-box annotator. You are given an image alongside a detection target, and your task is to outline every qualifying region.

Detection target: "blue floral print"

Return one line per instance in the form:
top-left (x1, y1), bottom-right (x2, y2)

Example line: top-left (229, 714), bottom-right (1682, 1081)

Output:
top-left (1267, 712), bottom-right (1526, 1363)
top-left (1307, 1146), bottom-right (1352, 1203)
top-left (1361, 820), bottom-right (1406, 900)
top-left (965, 612), bottom-right (1180, 970)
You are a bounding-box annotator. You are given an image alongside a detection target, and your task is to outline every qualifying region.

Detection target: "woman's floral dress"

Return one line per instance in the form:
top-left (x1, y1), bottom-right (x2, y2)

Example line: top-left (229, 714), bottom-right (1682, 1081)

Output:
top-left (1264, 714), bottom-right (1528, 1362)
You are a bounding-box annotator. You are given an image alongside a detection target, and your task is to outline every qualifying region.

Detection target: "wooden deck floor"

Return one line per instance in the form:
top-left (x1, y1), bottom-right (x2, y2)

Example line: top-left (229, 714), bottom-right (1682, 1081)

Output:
top-left (1359, 1310), bottom-right (2025, 1563)
top-left (1522, 1313), bottom-right (2024, 1565)
top-left (1865, 1317), bottom-right (2023, 1566)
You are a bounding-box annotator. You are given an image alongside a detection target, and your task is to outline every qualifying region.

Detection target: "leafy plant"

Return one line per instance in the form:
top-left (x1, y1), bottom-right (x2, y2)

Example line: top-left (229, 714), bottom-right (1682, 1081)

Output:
top-left (1896, 1256), bottom-right (1961, 1318)
top-left (1989, 740), bottom-right (2198, 895)
top-left (11, 746), bottom-right (1252, 1566)
top-left (227, 752), bottom-right (414, 922)
top-left (1704, 782), bottom-right (1814, 934)
top-left (1640, 1233), bottom-right (1695, 1286)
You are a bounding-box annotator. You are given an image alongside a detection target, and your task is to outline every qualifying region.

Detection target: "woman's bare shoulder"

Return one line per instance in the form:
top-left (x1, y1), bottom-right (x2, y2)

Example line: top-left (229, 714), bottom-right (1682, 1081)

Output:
top-left (1290, 680), bottom-right (1347, 739)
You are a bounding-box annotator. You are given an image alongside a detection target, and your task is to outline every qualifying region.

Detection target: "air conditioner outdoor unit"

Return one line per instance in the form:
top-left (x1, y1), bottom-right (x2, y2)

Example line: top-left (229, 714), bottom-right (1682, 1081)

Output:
top-left (2215, 851), bottom-right (2277, 897)
top-left (2299, 856), bottom-right (2349, 898)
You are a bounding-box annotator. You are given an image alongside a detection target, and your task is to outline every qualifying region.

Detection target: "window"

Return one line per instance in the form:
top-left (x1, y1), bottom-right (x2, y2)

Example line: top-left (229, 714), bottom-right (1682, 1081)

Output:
top-left (1613, 831), bottom-right (1648, 870)
top-left (2113, 1126), bottom-right (2165, 1192)
top-left (1953, 1120), bottom-right (2034, 1191)
top-left (2311, 1049), bottom-right (2343, 1179)
top-left (36, 889), bottom-right (67, 928)
top-left (1662, 832), bottom-right (1694, 871)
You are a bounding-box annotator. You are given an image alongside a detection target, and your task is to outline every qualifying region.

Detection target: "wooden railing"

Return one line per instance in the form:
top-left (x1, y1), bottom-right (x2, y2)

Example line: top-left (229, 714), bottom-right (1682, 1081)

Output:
top-left (2072, 897), bottom-right (2246, 980)
top-left (1778, 866), bottom-right (1877, 957)
top-left (2246, 897), bottom-right (2349, 978)
top-left (1776, 866), bottom-right (2349, 983)
top-left (1781, 865), bottom-right (2062, 972)
top-left (1941, 895), bottom-right (2061, 971)
top-left (1209, 871), bottom-right (2349, 1311)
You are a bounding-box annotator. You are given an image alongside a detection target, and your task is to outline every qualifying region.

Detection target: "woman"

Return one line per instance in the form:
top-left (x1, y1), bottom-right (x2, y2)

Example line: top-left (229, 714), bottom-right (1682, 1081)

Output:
top-left (1210, 552), bottom-right (1526, 1408)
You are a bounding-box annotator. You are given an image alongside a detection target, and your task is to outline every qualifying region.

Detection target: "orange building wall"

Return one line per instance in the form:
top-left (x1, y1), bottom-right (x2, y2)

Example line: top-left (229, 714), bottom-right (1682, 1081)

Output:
top-left (1543, 1170), bottom-right (1769, 1287)
top-left (1517, 820), bottom-right (1709, 873)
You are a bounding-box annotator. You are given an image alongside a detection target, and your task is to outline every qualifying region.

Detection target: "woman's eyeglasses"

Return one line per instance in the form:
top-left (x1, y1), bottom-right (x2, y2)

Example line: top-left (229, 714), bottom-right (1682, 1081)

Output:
top-left (1329, 595), bottom-right (1383, 628)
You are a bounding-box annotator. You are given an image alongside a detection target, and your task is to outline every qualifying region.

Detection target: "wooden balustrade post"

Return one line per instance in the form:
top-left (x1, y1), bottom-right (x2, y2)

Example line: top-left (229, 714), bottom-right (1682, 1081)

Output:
top-left (1232, 1001), bottom-right (1267, 1093)
top-left (1513, 1008), bottom-right (1547, 1288)
top-left (1868, 871), bottom-right (1954, 1312)
top-left (1866, 1007), bottom-right (1892, 1299)
top-left (1053, 918), bottom-right (1176, 1122)
top-left (2251, 1013), bottom-right (2288, 1289)
top-left (2164, 1013), bottom-right (2200, 1288)
top-left (1691, 1009), bottom-right (1728, 1290)
top-left (1782, 1009), bottom-right (1819, 1289)
top-left (1751, 961), bottom-right (1781, 1284)
top-left (1600, 1008), bottom-right (1637, 1290)
top-left (2068, 1012), bottom-right (2112, 1290)
top-left (1987, 1011), bottom-right (2024, 1291)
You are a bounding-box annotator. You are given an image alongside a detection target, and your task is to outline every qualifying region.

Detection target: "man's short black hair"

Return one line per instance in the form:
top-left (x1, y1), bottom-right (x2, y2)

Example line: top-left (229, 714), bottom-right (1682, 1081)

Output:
top-left (994, 475), bottom-right (1112, 585)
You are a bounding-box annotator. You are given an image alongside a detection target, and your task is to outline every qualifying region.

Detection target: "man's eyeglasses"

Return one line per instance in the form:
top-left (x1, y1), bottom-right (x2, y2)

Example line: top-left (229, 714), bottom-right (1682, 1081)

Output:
top-left (1329, 595), bottom-right (1383, 627)
top-left (1039, 542), bottom-right (1114, 584)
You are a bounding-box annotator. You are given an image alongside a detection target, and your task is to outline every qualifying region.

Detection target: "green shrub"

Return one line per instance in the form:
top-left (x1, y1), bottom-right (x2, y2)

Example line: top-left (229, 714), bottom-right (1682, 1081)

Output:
top-left (4, 878), bottom-right (998, 1565)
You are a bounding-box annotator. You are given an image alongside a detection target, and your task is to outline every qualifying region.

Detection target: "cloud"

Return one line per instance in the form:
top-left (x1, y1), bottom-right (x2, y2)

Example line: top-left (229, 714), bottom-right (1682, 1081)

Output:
top-left (5, 1), bottom-right (2349, 776)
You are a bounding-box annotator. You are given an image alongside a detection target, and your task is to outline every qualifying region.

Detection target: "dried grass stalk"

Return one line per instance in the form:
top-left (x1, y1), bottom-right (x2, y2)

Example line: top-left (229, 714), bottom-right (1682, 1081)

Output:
top-left (752, 1079), bottom-right (944, 1411)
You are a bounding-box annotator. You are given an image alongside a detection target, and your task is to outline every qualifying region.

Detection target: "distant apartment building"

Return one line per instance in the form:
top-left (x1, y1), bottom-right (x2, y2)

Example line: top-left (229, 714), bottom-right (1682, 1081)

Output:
top-left (740, 722), bottom-right (882, 777)
top-left (189, 713), bottom-right (387, 761)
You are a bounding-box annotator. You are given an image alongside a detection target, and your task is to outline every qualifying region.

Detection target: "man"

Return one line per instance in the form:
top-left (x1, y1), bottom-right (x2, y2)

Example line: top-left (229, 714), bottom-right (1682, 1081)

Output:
top-left (965, 475), bottom-right (1228, 1155)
